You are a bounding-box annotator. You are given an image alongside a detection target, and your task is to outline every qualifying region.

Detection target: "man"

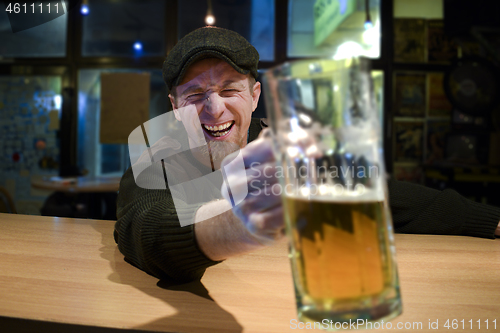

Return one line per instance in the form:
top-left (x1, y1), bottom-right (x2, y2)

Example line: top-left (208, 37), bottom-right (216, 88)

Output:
top-left (115, 26), bottom-right (500, 283)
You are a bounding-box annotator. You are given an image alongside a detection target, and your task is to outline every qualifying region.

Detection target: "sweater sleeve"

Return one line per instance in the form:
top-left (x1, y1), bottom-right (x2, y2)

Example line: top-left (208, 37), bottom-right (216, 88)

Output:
top-left (113, 120), bottom-right (265, 282)
top-left (388, 178), bottom-right (500, 239)
top-left (114, 167), bottom-right (220, 282)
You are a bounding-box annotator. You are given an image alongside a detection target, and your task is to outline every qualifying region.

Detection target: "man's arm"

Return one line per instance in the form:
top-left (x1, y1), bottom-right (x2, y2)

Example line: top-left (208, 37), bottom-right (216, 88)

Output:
top-left (115, 167), bottom-right (220, 282)
top-left (194, 200), bottom-right (264, 261)
top-left (388, 179), bottom-right (500, 239)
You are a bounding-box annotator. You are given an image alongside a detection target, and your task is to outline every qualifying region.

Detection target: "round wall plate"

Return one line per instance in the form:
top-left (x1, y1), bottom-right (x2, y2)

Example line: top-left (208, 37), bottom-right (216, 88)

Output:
top-left (444, 56), bottom-right (500, 116)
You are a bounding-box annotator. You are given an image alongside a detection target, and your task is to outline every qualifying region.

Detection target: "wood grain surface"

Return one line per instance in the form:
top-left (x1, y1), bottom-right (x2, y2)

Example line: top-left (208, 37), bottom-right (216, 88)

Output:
top-left (0, 213), bottom-right (498, 332)
top-left (31, 176), bottom-right (121, 193)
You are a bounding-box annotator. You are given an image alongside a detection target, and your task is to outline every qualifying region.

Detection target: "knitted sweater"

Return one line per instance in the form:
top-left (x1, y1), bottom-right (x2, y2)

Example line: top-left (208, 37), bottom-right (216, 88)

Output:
top-left (114, 119), bottom-right (500, 282)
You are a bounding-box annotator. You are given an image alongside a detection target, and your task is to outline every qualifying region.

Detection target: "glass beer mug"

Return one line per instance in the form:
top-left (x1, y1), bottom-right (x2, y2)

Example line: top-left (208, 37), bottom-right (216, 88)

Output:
top-left (261, 57), bottom-right (402, 329)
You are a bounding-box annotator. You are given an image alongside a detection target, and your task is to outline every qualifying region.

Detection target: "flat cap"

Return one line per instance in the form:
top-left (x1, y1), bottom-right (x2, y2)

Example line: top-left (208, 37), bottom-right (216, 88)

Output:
top-left (163, 26), bottom-right (259, 92)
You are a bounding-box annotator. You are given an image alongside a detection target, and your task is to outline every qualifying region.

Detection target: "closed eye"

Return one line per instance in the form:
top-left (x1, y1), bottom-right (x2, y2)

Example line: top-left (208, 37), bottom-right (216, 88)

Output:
top-left (186, 93), bottom-right (205, 102)
top-left (220, 89), bottom-right (239, 96)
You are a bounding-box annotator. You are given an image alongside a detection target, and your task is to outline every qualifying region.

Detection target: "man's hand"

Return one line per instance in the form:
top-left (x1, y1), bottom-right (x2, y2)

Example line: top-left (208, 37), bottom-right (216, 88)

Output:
top-left (221, 135), bottom-right (285, 245)
top-left (496, 221), bottom-right (500, 237)
top-left (194, 135), bottom-right (285, 261)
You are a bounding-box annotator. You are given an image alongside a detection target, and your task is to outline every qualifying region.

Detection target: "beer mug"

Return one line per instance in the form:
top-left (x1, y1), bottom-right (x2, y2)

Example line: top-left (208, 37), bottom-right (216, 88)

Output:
top-left (261, 57), bottom-right (402, 329)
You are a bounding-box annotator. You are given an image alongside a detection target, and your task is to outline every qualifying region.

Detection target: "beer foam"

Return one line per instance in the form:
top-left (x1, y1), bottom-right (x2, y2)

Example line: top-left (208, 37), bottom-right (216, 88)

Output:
top-left (285, 185), bottom-right (384, 202)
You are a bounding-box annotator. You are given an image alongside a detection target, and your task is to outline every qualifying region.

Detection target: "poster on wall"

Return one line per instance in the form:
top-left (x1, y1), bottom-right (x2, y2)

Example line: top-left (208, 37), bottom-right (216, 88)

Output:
top-left (100, 72), bottom-right (150, 144)
top-left (394, 72), bottom-right (426, 117)
top-left (394, 120), bottom-right (424, 162)
top-left (425, 119), bottom-right (451, 164)
top-left (427, 72), bottom-right (453, 117)
top-left (394, 18), bottom-right (426, 63)
top-left (427, 20), bottom-right (458, 63)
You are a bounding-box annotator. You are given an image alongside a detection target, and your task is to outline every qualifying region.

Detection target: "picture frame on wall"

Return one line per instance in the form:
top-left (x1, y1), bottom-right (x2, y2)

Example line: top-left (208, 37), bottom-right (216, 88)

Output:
top-left (393, 72), bottom-right (426, 118)
top-left (394, 18), bottom-right (426, 63)
top-left (394, 120), bottom-right (425, 162)
top-left (425, 119), bottom-right (451, 165)
top-left (427, 19), bottom-right (458, 63)
top-left (427, 72), bottom-right (453, 117)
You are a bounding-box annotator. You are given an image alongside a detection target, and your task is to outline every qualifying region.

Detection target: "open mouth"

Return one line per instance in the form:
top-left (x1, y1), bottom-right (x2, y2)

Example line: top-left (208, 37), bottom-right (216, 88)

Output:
top-left (202, 121), bottom-right (235, 138)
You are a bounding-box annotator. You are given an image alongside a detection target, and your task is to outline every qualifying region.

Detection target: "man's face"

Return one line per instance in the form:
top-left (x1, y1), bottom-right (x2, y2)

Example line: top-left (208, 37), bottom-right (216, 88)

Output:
top-left (169, 58), bottom-right (261, 169)
top-left (170, 58), bottom-right (261, 149)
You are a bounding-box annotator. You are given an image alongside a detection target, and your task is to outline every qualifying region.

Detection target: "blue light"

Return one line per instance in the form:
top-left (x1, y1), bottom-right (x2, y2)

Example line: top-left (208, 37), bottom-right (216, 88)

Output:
top-left (339, 0), bottom-right (348, 14)
top-left (364, 20), bottom-right (373, 30)
top-left (134, 42), bottom-right (143, 51)
top-left (80, 4), bottom-right (89, 15)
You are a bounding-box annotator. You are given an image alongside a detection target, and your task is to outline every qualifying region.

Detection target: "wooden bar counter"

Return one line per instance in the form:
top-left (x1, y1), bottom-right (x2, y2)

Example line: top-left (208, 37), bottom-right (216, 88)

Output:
top-left (0, 213), bottom-right (498, 332)
top-left (31, 176), bottom-right (121, 193)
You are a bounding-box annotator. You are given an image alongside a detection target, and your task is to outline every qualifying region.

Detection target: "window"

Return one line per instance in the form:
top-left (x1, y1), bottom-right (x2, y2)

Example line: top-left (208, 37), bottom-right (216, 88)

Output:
top-left (0, 9), bottom-right (67, 57)
top-left (288, 0), bottom-right (381, 58)
top-left (77, 69), bottom-right (168, 176)
top-left (178, 0), bottom-right (275, 62)
top-left (81, 0), bottom-right (166, 57)
top-left (0, 76), bottom-right (62, 214)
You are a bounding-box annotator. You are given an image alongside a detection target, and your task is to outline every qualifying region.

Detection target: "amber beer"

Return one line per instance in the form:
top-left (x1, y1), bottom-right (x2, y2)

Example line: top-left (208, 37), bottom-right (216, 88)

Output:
top-left (284, 194), bottom-right (399, 324)
top-left (262, 56), bottom-right (402, 328)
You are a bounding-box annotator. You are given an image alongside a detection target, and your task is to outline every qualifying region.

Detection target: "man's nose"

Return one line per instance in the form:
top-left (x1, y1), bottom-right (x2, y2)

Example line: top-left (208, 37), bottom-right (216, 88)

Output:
top-left (204, 93), bottom-right (225, 118)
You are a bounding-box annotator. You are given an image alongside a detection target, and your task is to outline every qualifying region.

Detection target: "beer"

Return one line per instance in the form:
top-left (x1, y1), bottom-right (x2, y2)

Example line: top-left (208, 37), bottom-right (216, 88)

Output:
top-left (262, 56), bottom-right (402, 328)
top-left (284, 194), bottom-right (398, 323)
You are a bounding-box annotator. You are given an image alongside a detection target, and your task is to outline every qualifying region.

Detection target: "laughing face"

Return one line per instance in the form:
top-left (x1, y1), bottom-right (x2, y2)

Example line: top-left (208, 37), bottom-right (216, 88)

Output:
top-left (169, 58), bottom-right (261, 168)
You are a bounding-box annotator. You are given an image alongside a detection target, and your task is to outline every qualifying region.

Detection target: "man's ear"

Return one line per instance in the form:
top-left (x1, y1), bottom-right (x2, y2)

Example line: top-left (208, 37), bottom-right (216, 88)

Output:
top-left (168, 94), bottom-right (182, 121)
top-left (251, 81), bottom-right (261, 113)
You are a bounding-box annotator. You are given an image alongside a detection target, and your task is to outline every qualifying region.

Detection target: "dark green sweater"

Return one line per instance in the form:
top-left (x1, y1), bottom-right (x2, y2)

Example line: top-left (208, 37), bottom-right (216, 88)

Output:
top-left (114, 119), bottom-right (500, 282)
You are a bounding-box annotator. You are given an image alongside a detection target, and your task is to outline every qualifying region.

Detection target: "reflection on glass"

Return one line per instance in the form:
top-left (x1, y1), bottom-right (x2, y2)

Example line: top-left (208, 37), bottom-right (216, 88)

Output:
top-left (82, 0), bottom-right (165, 57)
top-left (371, 70), bottom-right (384, 130)
top-left (288, 0), bottom-right (381, 58)
top-left (78, 69), bottom-right (168, 177)
top-left (0, 9), bottom-right (66, 57)
top-left (178, 0), bottom-right (274, 62)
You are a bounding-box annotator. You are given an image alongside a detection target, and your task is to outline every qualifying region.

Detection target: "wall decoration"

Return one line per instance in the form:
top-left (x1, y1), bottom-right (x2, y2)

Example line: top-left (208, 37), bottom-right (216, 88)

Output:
top-left (426, 120), bottom-right (451, 164)
top-left (427, 19), bottom-right (458, 63)
top-left (394, 18), bottom-right (426, 63)
top-left (394, 72), bottom-right (426, 117)
top-left (427, 73), bottom-right (453, 117)
top-left (394, 120), bottom-right (424, 162)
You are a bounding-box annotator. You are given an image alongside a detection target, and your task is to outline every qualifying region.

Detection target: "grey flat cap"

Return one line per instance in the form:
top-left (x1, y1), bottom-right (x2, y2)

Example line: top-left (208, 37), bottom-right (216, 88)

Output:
top-left (163, 26), bottom-right (259, 91)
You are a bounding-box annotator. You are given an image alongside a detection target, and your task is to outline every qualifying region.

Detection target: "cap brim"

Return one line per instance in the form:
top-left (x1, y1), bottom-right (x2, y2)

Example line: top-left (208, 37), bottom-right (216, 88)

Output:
top-left (173, 50), bottom-right (251, 87)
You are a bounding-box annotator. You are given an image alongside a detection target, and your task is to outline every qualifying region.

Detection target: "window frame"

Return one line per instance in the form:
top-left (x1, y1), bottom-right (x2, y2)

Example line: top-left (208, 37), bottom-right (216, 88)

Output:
top-left (0, 0), bottom-right (395, 174)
